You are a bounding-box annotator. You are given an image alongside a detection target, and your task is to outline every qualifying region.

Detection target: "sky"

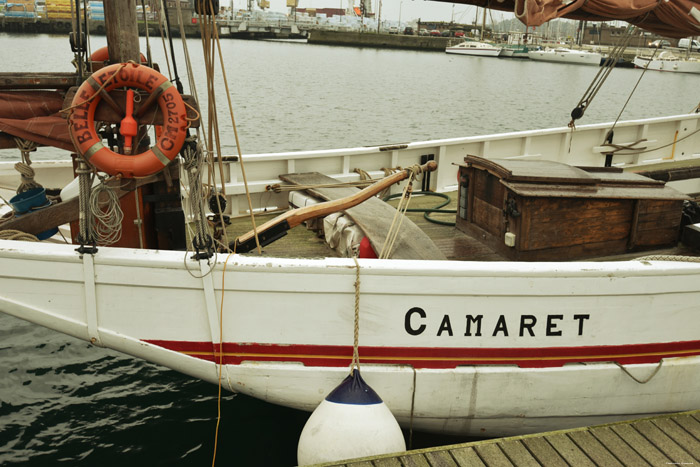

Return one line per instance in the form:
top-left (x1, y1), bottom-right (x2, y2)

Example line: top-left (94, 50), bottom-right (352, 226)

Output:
top-left (227, 0), bottom-right (518, 24)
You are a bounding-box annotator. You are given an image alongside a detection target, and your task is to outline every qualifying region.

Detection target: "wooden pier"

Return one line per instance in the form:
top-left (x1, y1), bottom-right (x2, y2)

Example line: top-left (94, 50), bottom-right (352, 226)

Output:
top-left (313, 410), bottom-right (700, 466)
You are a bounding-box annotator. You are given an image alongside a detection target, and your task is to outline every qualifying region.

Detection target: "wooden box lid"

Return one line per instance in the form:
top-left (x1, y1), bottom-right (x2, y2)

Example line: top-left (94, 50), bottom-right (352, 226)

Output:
top-left (461, 155), bottom-right (688, 201)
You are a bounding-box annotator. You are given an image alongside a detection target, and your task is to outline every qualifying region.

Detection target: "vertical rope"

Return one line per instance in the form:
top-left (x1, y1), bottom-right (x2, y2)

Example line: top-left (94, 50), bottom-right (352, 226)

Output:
top-left (380, 169), bottom-right (416, 259)
top-left (76, 160), bottom-right (95, 246)
top-left (350, 256), bottom-right (362, 374)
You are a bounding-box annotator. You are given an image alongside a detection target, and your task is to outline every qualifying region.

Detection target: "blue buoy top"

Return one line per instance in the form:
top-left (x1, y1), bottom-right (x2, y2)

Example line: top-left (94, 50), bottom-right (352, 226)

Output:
top-left (325, 370), bottom-right (383, 405)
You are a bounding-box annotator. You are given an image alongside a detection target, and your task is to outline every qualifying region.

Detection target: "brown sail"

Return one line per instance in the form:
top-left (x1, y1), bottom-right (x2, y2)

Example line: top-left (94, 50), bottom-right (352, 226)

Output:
top-left (440, 0), bottom-right (700, 38)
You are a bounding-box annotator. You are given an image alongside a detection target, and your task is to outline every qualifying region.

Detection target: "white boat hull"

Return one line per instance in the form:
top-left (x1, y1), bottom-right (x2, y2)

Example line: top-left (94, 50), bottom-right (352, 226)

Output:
top-left (1, 240), bottom-right (699, 436)
top-left (528, 49), bottom-right (602, 66)
top-left (633, 56), bottom-right (700, 74)
top-left (446, 42), bottom-right (502, 57)
top-left (2, 113), bottom-right (700, 437)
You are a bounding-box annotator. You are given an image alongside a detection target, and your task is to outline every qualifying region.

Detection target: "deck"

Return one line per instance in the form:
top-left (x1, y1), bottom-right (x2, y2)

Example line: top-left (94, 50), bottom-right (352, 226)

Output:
top-left (313, 410), bottom-right (700, 466)
top-left (226, 189), bottom-right (697, 261)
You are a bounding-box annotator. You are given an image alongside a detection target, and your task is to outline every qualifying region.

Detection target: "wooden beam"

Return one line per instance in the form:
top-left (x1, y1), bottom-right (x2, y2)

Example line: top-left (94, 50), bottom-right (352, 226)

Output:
top-left (0, 72), bottom-right (78, 90)
top-left (63, 87), bottom-right (200, 127)
top-left (104, 0), bottom-right (140, 64)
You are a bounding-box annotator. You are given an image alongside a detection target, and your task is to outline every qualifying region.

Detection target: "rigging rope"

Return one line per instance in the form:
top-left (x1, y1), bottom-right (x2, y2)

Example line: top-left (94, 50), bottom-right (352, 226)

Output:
top-left (568, 25), bottom-right (637, 129)
top-left (379, 166), bottom-right (421, 259)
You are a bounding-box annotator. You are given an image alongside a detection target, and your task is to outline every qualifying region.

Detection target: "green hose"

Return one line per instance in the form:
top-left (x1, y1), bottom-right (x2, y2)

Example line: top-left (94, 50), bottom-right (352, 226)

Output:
top-left (383, 191), bottom-right (456, 226)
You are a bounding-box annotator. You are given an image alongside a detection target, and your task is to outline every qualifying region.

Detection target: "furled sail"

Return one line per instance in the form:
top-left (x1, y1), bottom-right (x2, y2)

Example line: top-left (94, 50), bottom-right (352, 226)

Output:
top-left (440, 0), bottom-right (700, 38)
top-left (0, 91), bottom-right (73, 150)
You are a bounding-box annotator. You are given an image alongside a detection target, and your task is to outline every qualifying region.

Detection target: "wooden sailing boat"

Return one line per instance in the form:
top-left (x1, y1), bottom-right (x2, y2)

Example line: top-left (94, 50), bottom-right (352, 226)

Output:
top-left (0, 0), bottom-right (699, 438)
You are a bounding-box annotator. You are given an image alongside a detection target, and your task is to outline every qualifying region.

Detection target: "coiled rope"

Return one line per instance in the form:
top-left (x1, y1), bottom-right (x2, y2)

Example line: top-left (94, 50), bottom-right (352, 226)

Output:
top-left (0, 229), bottom-right (38, 242)
top-left (89, 178), bottom-right (124, 245)
top-left (14, 137), bottom-right (42, 194)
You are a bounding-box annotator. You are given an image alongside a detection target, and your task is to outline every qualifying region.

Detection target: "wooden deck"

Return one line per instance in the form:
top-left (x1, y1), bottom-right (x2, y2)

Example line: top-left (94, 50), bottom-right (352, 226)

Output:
top-left (225, 189), bottom-right (696, 261)
top-left (313, 410), bottom-right (700, 466)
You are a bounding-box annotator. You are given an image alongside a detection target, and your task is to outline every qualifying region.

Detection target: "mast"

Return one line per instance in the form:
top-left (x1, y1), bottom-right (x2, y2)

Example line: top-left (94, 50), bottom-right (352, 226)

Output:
top-left (479, 6), bottom-right (486, 41)
top-left (103, 0), bottom-right (140, 63)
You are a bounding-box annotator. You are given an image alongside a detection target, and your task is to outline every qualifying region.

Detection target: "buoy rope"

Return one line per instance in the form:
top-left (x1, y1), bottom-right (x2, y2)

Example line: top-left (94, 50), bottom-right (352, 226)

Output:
top-left (615, 360), bottom-right (663, 384)
top-left (351, 256), bottom-right (361, 374)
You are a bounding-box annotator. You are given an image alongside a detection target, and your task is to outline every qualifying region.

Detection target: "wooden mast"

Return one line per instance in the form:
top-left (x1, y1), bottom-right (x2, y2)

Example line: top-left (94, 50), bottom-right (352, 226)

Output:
top-left (103, 0), bottom-right (140, 63)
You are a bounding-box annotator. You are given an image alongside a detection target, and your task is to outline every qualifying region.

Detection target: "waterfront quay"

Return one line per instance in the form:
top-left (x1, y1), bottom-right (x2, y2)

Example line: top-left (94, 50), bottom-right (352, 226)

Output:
top-left (315, 409), bottom-right (700, 466)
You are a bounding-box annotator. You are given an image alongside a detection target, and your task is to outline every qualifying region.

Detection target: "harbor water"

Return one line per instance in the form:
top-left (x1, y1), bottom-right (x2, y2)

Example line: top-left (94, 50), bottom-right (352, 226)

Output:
top-left (0, 32), bottom-right (698, 465)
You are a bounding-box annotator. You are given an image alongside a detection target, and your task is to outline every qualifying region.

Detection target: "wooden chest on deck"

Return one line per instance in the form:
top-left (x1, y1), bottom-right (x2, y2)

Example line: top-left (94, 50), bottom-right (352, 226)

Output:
top-left (456, 156), bottom-right (689, 261)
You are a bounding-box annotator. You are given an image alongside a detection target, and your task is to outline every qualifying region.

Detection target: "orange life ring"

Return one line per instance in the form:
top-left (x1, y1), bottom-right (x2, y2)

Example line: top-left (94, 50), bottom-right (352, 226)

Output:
top-left (68, 62), bottom-right (188, 178)
top-left (90, 46), bottom-right (147, 64)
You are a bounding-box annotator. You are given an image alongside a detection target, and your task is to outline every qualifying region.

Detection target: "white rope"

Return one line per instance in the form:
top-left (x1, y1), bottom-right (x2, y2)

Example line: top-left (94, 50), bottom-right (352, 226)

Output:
top-left (89, 179), bottom-right (123, 245)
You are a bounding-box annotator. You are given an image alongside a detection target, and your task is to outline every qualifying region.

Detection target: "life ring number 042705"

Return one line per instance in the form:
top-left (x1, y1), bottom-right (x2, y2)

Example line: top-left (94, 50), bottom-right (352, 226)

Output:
top-left (68, 62), bottom-right (188, 178)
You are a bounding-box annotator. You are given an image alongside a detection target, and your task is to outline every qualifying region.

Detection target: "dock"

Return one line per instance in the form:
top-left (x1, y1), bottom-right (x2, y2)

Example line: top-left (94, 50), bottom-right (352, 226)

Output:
top-left (312, 410), bottom-right (700, 466)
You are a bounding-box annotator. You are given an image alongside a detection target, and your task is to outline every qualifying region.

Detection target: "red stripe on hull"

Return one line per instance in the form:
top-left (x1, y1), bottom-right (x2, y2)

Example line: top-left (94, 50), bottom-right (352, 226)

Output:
top-left (143, 340), bottom-right (700, 369)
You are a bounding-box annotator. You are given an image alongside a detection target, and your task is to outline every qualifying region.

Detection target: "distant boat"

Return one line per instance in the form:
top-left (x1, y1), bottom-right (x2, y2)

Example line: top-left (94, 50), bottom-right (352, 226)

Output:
top-left (633, 51), bottom-right (700, 74)
top-left (499, 44), bottom-right (530, 59)
top-left (445, 40), bottom-right (503, 57)
top-left (528, 47), bottom-right (602, 66)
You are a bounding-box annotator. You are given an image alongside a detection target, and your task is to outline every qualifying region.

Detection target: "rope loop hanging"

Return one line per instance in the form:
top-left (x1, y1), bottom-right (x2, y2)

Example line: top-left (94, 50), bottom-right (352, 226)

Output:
top-left (13, 138), bottom-right (42, 194)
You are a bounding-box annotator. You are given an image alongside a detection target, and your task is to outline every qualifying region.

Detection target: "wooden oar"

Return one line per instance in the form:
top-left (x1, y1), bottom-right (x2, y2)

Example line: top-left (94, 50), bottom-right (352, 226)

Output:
top-left (232, 161), bottom-right (437, 253)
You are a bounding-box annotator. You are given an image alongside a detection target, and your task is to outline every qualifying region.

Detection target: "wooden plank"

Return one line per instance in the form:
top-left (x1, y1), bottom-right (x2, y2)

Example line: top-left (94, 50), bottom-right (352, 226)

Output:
top-left (398, 453), bottom-right (431, 467)
top-left (471, 196), bottom-right (502, 236)
top-left (346, 461), bottom-right (374, 467)
top-left (589, 426), bottom-right (650, 466)
top-left (473, 443), bottom-right (512, 466)
top-left (652, 418), bottom-right (700, 460)
top-left (610, 424), bottom-right (671, 465)
top-left (566, 431), bottom-right (623, 466)
top-left (544, 433), bottom-right (595, 466)
top-left (373, 457), bottom-right (403, 467)
top-left (672, 414), bottom-right (700, 440)
top-left (449, 447), bottom-right (486, 466)
top-left (279, 172), bottom-right (446, 261)
top-left (497, 440), bottom-right (540, 467)
top-left (632, 419), bottom-right (697, 464)
top-left (520, 437), bottom-right (567, 466)
top-left (423, 450), bottom-right (459, 467)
